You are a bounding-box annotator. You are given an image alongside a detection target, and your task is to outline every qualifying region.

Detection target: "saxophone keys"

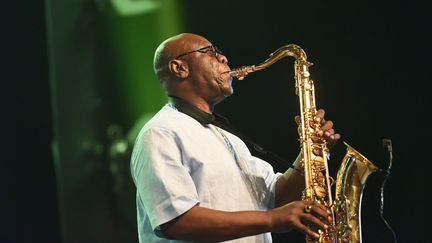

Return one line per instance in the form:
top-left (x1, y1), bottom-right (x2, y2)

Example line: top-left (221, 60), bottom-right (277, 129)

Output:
top-left (312, 147), bottom-right (323, 156)
top-left (313, 185), bottom-right (327, 199)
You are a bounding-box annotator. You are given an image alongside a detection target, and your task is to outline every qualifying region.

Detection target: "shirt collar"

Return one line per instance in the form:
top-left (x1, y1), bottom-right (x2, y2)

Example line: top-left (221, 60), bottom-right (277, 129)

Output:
top-left (169, 96), bottom-right (215, 124)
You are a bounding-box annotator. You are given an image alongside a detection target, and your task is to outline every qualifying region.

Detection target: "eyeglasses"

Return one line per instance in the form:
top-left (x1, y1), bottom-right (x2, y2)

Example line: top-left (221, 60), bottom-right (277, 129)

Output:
top-left (175, 45), bottom-right (222, 59)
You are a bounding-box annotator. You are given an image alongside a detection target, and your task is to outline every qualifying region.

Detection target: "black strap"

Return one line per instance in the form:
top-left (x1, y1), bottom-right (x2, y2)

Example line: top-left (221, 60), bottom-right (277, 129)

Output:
top-left (169, 96), bottom-right (292, 169)
top-left (211, 113), bottom-right (291, 168)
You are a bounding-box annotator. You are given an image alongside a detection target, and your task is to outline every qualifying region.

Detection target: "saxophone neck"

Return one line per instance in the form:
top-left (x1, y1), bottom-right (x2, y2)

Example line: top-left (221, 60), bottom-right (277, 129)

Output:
top-left (229, 44), bottom-right (311, 80)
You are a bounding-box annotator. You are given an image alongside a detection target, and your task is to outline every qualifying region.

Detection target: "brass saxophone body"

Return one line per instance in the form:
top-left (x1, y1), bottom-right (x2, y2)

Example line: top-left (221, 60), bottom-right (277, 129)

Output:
top-left (229, 44), bottom-right (378, 243)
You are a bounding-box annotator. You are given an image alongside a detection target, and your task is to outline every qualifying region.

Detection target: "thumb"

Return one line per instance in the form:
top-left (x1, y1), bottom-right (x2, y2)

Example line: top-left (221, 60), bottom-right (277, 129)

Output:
top-left (295, 115), bottom-right (301, 125)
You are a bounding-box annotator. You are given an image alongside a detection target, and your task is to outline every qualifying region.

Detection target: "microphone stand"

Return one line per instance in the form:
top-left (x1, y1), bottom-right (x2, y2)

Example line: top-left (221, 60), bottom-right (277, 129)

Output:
top-left (380, 138), bottom-right (397, 243)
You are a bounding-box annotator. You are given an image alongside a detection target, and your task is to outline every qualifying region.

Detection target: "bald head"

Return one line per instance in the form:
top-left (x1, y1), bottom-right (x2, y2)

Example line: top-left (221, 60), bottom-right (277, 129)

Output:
top-left (152, 33), bottom-right (232, 112)
top-left (153, 33), bottom-right (210, 85)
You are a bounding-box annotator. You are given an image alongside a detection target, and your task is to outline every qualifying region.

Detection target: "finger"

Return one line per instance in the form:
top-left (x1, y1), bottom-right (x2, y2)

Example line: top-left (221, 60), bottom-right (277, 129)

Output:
top-left (315, 109), bottom-right (325, 120)
top-left (298, 224), bottom-right (320, 239)
top-left (324, 129), bottom-right (335, 138)
top-left (295, 115), bottom-right (301, 125)
top-left (310, 204), bottom-right (333, 223)
top-left (317, 128), bottom-right (334, 138)
top-left (302, 213), bottom-right (330, 232)
top-left (328, 132), bottom-right (341, 142)
top-left (332, 133), bottom-right (341, 141)
top-left (306, 203), bottom-right (331, 220)
top-left (312, 202), bottom-right (331, 214)
top-left (320, 120), bottom-right (334, 131)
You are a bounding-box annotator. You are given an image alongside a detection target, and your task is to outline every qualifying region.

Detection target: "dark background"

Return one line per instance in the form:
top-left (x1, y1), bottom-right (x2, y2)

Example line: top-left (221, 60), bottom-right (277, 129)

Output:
top-left (3, 0), bottom-right (430, 242)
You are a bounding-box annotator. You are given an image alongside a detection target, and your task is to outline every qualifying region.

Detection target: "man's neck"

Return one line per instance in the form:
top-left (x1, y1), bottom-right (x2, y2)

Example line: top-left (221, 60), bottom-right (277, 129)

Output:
top-left (168, 95), bottom-right (216, 124)
top-left (168, 95), bottom-right (214, 113)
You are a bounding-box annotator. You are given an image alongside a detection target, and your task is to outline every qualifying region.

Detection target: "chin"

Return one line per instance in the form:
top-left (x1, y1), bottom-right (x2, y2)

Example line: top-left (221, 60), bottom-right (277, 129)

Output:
top-left (225, 88), bottom-right (234, 97)
top-left (222, 84), bottom-right (234, 98)
top-left (213, 90), bottom-right (231, 105)
top-left (215, 78), bottom-right (233, 97)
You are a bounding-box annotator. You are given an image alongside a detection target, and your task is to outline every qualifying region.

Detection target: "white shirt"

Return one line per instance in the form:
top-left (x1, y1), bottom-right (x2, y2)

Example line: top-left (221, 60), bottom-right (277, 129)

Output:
top-left (130, 104), bottom-right (282, 243)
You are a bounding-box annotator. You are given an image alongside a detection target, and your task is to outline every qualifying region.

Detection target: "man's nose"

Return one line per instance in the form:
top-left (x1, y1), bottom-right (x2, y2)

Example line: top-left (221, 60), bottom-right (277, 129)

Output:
top-left (217, 54), bottom-right (228, 64)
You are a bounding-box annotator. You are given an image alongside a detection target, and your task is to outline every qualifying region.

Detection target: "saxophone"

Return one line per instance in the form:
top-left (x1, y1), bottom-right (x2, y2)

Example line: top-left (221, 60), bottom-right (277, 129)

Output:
top-left (229, 44), bottom-right (379, 243)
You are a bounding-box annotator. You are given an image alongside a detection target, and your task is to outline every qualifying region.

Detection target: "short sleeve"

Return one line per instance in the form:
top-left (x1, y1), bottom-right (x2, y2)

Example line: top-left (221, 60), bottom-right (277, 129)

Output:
top-left (130, 127), bottom-right (200, 232)
top-left (250, 156), bottom-right (283, 209)
top-left (223, 130), bottom-right (283, 209)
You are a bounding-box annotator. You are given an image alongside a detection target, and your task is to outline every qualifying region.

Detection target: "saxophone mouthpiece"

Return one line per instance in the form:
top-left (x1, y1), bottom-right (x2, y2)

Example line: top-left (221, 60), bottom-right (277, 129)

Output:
top-left (228, 70), bottom-right (245, 80)
top-left (221, 70), bottom-right (243, 80)
top-left (227, 65), bottom-right (256, 80)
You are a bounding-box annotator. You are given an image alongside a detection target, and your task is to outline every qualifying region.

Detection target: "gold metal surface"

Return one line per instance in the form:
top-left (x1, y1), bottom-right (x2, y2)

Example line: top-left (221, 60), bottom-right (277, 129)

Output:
top-left (230, 45), bottom-right (378, 243)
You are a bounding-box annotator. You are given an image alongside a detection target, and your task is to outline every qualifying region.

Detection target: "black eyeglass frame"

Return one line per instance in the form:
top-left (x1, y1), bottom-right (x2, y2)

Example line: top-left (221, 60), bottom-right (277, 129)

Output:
top-left (175, 45), bottom-right (222, 59)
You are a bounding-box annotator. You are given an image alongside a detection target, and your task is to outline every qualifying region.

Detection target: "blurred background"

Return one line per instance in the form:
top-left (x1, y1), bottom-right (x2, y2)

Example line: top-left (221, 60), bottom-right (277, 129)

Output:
top-left (2, 0), bottom-right (430, 242)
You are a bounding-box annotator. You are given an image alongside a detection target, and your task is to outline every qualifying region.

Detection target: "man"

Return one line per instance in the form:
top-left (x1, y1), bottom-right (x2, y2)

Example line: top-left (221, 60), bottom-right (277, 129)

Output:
top-left (130, 33), bottom-right (341, 242)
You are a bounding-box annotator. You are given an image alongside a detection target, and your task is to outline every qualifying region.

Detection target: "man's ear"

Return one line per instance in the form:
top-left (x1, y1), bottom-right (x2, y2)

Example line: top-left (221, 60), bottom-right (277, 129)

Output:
top-left (168, 59), bottom-right (189, 79)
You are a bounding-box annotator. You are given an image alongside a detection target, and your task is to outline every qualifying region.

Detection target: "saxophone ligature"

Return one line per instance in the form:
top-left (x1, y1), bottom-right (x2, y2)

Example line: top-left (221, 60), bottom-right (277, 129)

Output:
top-left (229, 44), bottom-right (379, 243)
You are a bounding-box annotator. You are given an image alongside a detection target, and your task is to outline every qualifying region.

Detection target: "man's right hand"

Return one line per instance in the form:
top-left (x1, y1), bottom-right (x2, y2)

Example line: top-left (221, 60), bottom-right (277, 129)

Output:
top-left (268, 200), bottom-right (332, 240)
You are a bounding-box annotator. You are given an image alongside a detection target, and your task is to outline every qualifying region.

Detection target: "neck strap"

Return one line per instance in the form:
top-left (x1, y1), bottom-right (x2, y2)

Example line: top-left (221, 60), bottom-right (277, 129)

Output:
top-left (168, 95), bottom-right (290, 168)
